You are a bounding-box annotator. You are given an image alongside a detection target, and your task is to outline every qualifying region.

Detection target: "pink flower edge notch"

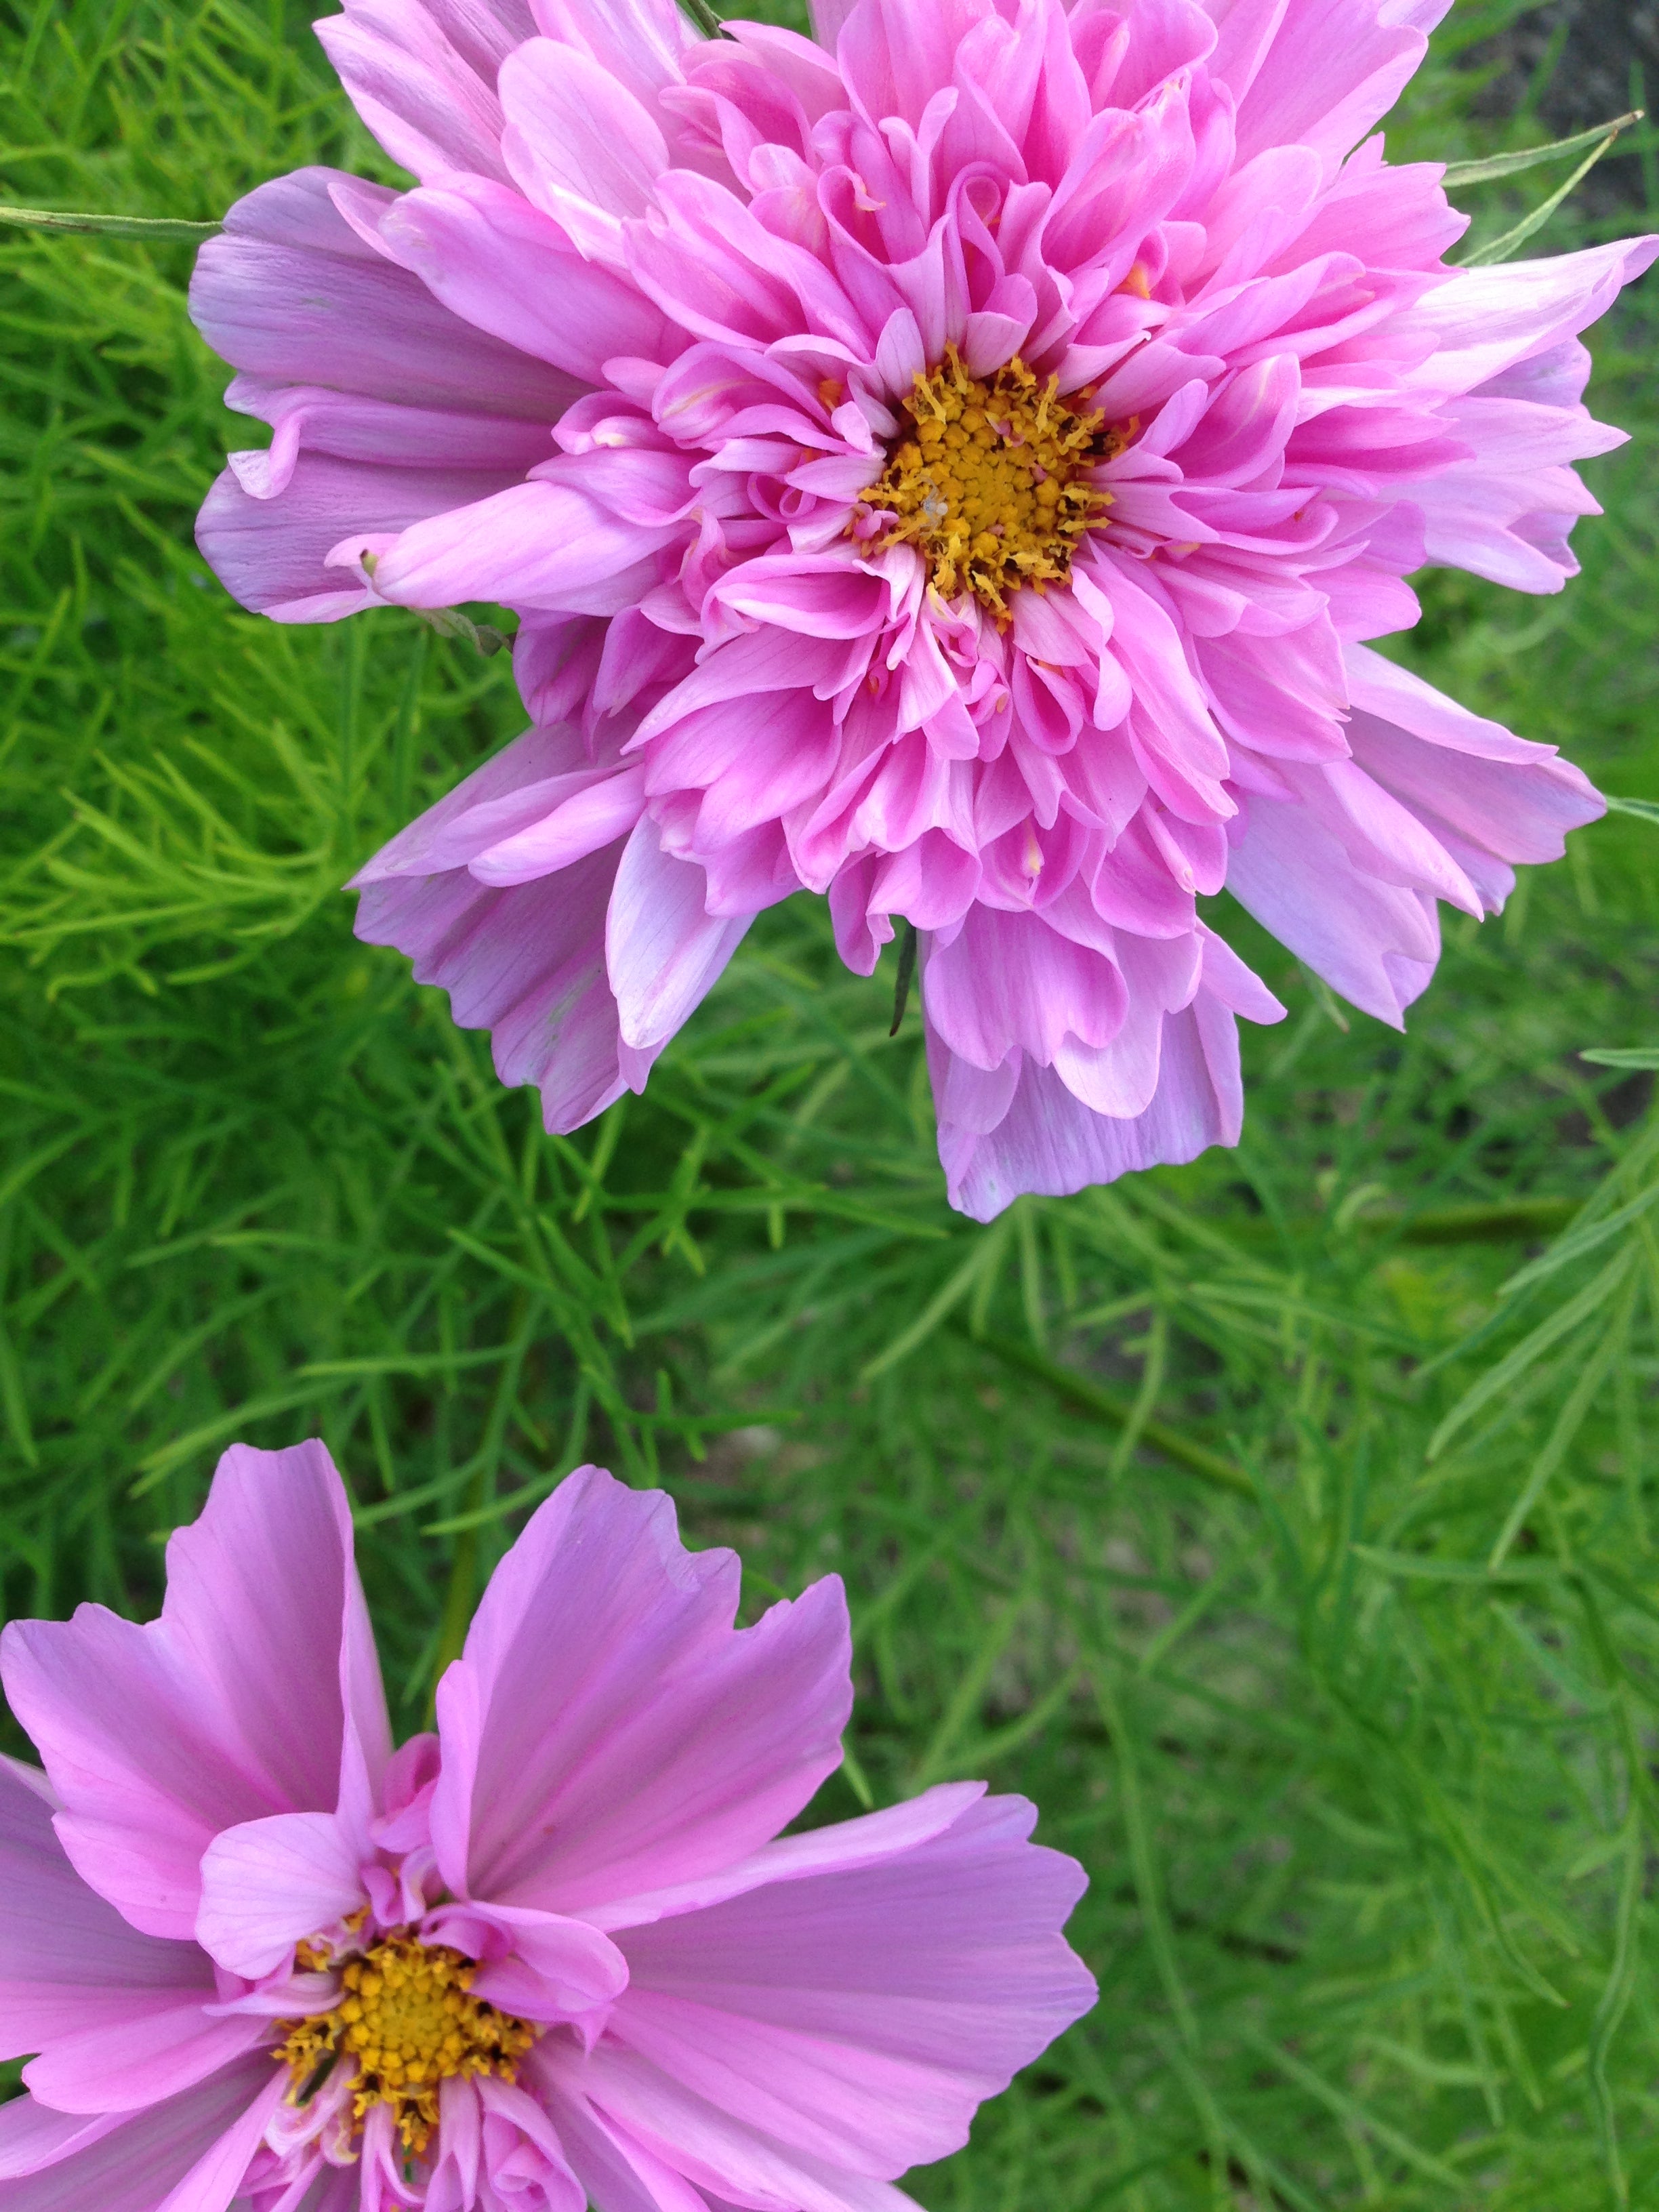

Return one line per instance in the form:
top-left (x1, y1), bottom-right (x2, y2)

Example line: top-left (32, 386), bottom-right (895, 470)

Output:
top-left (188, 0), bottom-right (1658, 1220)
top-left (0, 1439), bottom-right (1096, 2212)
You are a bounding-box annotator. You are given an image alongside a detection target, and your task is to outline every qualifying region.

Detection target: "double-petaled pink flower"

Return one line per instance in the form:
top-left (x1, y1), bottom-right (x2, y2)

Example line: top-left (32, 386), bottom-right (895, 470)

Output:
top-left (190, 0), bottom-right (1655, 1218)
top-left (0, 1446), bottom-right (1093, 2210)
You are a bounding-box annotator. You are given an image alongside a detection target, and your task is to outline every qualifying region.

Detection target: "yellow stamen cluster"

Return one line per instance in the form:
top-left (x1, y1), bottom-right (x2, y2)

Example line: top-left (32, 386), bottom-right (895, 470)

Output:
top-left (858, 348), bottom-right (1120, 621)
top-left (276, 1934), bottom-right (537, 2157)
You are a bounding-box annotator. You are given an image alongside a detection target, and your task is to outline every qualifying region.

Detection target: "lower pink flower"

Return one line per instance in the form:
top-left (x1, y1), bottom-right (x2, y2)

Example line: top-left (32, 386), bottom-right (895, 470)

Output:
top-left (0, 1444), bottom-right (1094, 2212)
top-left (188, 0), bottom-right (1658, 1216)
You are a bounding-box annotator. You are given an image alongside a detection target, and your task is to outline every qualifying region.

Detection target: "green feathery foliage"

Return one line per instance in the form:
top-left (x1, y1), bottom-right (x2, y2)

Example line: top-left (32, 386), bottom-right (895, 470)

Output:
top-left (3, 0), bottom-right (1659, 2201)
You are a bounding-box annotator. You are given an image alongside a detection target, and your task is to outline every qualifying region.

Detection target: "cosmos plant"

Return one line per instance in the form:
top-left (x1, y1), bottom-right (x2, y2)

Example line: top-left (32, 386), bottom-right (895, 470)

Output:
top-left (0, 1443), bottom-right (1094, 2211)
top-left (188, 0), bottom-right (1656, 1217)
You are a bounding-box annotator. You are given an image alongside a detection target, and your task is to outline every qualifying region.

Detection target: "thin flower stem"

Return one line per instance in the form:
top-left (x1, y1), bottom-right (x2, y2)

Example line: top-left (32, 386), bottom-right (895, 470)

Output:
top-left (430, 1492), bottom-right (483, 1715)
top-left (888, 921), bottom-right (918, 1036)
top-left (1462, 112), bottom-right (1643, 266)
top-left (1443, 110), bottom-right (1643, 189)
top-left (0, 203), bottom-right (222, 240)
top-left (679, 0), bottom-right (731, 37)
top-left (965, 1324), bottom-right (1257, 1498)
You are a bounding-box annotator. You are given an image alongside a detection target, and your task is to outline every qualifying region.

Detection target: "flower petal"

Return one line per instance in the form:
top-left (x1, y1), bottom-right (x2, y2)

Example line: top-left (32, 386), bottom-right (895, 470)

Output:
top-left (0, 2057), bottom-right (277, 2212)
top-left (354, 840), bottom-right (633, 1133)
top-left (195, 1811), bottom-right (369, 1982)
top-left (430, 1467), bottom-right (851, 1914)
top-left (0, 1758), bottom-right (217, 2061)
top-left (600, 1793), bottom-right (1092, 2179)
top-left (1, 1441), bottom-right (385, 1940)
top-left (606, 819), bottom-right (753, 1052)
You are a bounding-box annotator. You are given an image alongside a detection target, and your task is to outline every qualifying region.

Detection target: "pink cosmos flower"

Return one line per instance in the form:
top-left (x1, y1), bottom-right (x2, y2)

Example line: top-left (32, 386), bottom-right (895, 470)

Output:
top-left (0, 1443), bottom-right (1094, 2211)
top-left (189, 0), bottom-right (1657, 1219)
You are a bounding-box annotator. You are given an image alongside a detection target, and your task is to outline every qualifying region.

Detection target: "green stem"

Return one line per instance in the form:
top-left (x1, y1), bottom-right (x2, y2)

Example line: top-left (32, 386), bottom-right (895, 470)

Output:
top-left (678, 0), bottom-right (731, 37)
top-left (966, 1325), bottom-right (1256, 1498)
top-left (889, 920), bottom-right (918, 1037)
top-left (1397, 1198), bottom-right (1578, 1247)
top-left (428, 1471), bottom-right (485, 1716)
top-left (0, 204), bottom-right (222, 241)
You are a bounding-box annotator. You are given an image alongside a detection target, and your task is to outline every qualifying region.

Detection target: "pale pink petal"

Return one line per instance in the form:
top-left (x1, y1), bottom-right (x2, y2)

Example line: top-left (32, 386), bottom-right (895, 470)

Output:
top-left (1400, 239), bottom-right (1659, 401)
top-left (603, 1794), bottom-right (1092, 2178)
top-left (606, 819), bottom-right (753, 1052)
top-left (197, 453), bottom-right (529, 623)
top-left (1225, 785), bottom-right (1439, 1023)
top-left (0, 2100), bottom-right (122, 2182)
top-left (428, 1467), bottom-right (851, 1913)
top-left (315, 0), bottom-right (522, 184)
top-left (350, 722), bottom-right (594, 884)
top-left (354, 838), bottom-right (632, 1132)
top-left (1, 1440), bottom-right (384, 1940)
top-left (0, 2058), bottom-right (276, 2212)
top-left (195, 1811), bottom-right (369, 1981)
top-left (22, 2009), bottom-right (269, 2121)
top-left (190, 168), bottom-right (577, 419)
top-left (536, 2084), bottom-right (710, 2212)
top-left (472, 766), bottom-right (649, 885)
top-left (532, 0), bottom-right (697, 109)
top-left (0, 1759), bottom-right (218, 2062)
top-left (1223, 0), bottom-right (1450, 178)
top-left (569, 2043), bottom-right (926, 2212)
top-left (156, 2066), bottom-right (286, 2212)
top-left (363, 478), bottom-right (647, 612)
top-left (501, 38), bottom-right (670, 261)
top-left (590, 1784), bottom-right (987, 1932)
top-left (377, 176), bottom-right (676, 383)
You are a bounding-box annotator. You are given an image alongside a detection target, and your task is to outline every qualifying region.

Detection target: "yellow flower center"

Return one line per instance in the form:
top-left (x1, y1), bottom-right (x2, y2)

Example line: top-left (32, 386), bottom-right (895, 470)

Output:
top-left (276, 1933), bottom-right (537, 2156)
top-left (858, 348), bottom-right (1122, 621)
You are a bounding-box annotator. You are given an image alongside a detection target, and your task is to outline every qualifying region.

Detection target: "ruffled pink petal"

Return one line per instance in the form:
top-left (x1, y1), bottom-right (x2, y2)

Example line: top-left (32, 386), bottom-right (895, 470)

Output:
top-left (376, 175), bottom-right (676, 384)
top-left (222, 375), bottom-right (555, 504)
top-left (500, 37), bottom-right (670, 262)
top-left (1226, 786), bottom-right (1439, 1023)
top-left (1406, 388), bottom-right (1626, 591)
top-left (197, 453), bottom-right (531, 623)
top-left (190, 168), bottom-right (578, 420)
top-left (931, 933), bottom-right (1283, 1219)
top-left (353, 839), bottom-right (633, 1133)
top-left (1223, 0), bottom-right (1453, 179)
top-left (598, 1792), bottom-right (1092, 2180)
top-left (920, 905), bottom-right (1130, 1071)
top-left (533, 0), bottom-right (697, 110)
top-left (422, 1898), bottom-right (629, 2022)
top-left (606, 819), bottom-right (753, 1053)
top-left (195, 1811), bottom-right (369, 1982)
top-left (1343, 644), bottom-right (1602, 893)
top-left (1, 1441), bottom-right (386, 1941)
top-left (0, 2057), bottom-right (278, 2212)
top-left (428, 1467), bottom-right (851, 1914)
top-left (1401, 239), bottom-right (1659, 401)
top-left (350, 722), bottom-right (600, 885)
top-left (315, 0), bottom-right (528, 184)
top-left (0, 1758), bottom-right (218, 2062)
top-left (551, 2038), bottom-right (919, 2212)
top-left (190, 0), bottom-right (1652, 1220)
